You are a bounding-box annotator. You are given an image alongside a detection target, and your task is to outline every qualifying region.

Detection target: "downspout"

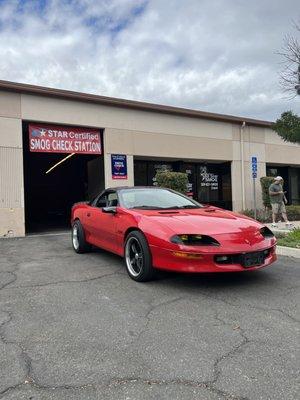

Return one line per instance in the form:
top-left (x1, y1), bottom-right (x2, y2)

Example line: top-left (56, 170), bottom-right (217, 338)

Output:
top-left (240, 121), bottom-right (246, 210)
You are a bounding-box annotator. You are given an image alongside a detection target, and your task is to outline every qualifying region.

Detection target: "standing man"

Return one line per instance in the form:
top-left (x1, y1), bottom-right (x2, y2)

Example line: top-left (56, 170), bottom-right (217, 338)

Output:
top-left (269, 176), bottom-right (292, 227)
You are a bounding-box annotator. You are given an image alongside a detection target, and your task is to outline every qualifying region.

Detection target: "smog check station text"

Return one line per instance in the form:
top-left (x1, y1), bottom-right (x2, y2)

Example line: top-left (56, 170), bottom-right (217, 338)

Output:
top-left (29, 124), bottom-right (101, 155)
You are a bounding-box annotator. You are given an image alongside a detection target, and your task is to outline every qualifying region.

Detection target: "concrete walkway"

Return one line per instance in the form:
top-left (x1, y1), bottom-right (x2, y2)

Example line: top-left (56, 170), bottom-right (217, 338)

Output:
top-left (266, 220), bottom-right (300, 235)
top-left (265, 220), bottom-right (300, 259)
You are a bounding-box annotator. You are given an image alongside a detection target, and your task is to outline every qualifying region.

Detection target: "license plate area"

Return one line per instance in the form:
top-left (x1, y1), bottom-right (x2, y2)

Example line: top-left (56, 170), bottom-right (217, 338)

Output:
top-left (241, 251), bottom-right (265, 267)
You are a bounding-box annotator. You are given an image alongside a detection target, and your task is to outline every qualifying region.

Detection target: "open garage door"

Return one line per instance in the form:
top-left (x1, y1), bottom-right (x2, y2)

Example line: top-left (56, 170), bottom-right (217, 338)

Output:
top-left (23, 122), bottom-right (104, 234)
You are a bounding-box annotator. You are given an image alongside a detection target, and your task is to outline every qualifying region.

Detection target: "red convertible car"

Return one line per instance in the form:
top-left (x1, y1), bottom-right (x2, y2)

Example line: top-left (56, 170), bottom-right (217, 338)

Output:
top-left (71, 186), bottom-right (277, 281)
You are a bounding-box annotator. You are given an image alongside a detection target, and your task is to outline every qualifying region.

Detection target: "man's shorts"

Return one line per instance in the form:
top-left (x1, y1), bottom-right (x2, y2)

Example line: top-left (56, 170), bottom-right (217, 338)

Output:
top-left (271, 202), bottom-right (286, 214)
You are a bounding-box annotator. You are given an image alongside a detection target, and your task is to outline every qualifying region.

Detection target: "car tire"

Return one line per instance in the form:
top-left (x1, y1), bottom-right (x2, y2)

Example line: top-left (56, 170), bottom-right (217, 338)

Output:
top-left (124, 231), bottom-right (155, 282)
top-left (72, 220), bottom-right (91, 254)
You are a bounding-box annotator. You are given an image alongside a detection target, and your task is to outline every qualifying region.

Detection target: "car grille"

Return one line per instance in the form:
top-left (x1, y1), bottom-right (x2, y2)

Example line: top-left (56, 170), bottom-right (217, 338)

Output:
top-left (214, 248), bottom-right (272, 268)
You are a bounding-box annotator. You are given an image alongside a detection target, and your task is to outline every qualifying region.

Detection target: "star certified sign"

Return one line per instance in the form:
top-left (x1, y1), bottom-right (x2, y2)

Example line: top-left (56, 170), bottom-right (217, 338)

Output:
top-left (29, 124), bottom-right (101, 154)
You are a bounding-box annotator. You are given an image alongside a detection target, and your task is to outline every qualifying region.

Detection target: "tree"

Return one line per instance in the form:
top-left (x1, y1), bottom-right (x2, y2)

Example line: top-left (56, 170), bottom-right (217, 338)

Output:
top-left (273, 24), bottom-right (300, 144)
top-left (277, 22), bottom-right (300, 96)
top-left (273, 111), bottom-right (300, 144)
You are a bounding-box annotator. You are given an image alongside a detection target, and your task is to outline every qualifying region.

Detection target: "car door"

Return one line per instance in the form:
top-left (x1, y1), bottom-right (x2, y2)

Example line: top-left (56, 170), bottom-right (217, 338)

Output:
top-left (87, 190), bottom-right (118, 253)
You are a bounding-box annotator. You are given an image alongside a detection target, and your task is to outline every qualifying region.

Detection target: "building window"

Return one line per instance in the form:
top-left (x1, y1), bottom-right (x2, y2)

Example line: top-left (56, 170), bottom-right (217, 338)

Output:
top-left (134, 159), bottom-right (232, 210)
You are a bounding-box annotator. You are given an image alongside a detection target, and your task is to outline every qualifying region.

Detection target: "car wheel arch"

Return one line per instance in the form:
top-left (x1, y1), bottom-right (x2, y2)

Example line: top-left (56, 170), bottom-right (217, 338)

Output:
top-left (71, 219), bottom-right (91, 253)
top-left (72, 218), bottom-right (87, 239)
top-left (124, 227), bottom-right (145, 244)
top-left (72, 217), bottom-right (84, 229)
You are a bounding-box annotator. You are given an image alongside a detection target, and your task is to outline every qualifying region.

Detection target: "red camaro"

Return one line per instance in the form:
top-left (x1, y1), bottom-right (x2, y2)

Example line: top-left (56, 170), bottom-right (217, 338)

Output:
top-left (71, 186), bottom-right (277, 281)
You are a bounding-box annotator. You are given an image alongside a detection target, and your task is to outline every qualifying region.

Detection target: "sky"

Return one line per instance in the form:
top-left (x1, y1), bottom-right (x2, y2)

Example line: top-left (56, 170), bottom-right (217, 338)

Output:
top-left (0, 0), bottom-right (299, 121)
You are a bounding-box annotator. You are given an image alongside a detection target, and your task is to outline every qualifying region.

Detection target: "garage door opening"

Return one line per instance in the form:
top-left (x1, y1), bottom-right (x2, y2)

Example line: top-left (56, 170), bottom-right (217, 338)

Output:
top-left (22, 122), bottom-right (104, 234)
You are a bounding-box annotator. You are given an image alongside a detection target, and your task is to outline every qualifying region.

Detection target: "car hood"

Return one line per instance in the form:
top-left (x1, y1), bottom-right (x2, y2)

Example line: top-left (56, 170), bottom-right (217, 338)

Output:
top-left (135, 207), bottom-right (262, 235)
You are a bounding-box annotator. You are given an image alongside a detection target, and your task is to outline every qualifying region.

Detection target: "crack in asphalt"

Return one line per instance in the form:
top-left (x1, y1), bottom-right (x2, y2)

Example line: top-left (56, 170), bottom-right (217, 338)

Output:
top-left (0, 256), bottom-right (124, 292)
top-left (0, 268), bottom-right (125, 290)
top-left (0, 250), bottom-right (298, 400)
top-left (105, 376), bottom-right (249, 399)
top-left (0, 310), bottom-right (34, 397)
top-left (0, 261), bottom-right (125, 397)
top-left (0, 271), bottom-right (18, 290)
top-left (285, 285), bottom-right (300, 291)
top-left (190, 288), bottom-right (300, 325)
top-left (131, 297), bottom-right (250, 400)
top-left (0, 260), bottom-right (22, 289)
top-left (135, 296), bottom-right (185, 342)
top-left (206, 312), bottom-right (250, 399)
top-left (0, 287), bottom-right (249, 400)
top-left (0, 376), bottom-right (248, 400)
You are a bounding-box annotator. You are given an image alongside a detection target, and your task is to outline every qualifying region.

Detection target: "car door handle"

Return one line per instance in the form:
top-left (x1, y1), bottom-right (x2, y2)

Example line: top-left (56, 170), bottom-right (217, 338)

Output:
top-left (87, 213), bottom-right (91, 217)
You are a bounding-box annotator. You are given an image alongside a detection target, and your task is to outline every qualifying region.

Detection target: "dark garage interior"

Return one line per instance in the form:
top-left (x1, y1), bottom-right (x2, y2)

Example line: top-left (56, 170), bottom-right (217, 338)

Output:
top-left (22, 122), bottom-right (104, 234)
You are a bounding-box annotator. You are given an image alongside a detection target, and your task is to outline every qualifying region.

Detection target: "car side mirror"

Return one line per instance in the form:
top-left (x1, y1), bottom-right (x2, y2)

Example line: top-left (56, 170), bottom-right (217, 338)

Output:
top-left (102, 206), bottom-right (117, 214)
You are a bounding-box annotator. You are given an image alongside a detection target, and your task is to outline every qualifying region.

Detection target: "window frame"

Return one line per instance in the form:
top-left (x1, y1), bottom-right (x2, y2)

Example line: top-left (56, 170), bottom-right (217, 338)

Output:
top-left (91, 189), bottom-right (119, 209)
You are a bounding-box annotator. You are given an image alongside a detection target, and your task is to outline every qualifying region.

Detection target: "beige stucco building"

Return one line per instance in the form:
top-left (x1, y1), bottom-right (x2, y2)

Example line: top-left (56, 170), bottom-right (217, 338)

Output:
top-left (0, 80), bottom-right (299, 237)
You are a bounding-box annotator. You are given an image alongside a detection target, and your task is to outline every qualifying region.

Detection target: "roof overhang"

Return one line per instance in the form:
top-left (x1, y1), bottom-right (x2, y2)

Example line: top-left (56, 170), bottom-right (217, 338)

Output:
top-left (0, 80), bottom-right (273, 128)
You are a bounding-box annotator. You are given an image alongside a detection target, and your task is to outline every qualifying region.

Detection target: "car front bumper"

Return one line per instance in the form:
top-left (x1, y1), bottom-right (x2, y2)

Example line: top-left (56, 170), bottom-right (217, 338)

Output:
top-left (150, 244), bottom-right (277, 273)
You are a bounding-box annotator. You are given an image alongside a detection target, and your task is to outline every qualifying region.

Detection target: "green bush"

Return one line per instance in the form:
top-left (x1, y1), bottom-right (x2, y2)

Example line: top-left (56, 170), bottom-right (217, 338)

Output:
top-left (155, 171), bottom-right (188, 194)
top-left (286, 205), bottom-right (300, 221)
top-left (260, 177), bottom-right (275, 208)
top-left (239, 209), bottom-right (271, 222)
top-left (277, 228), bottom-right (300, 248)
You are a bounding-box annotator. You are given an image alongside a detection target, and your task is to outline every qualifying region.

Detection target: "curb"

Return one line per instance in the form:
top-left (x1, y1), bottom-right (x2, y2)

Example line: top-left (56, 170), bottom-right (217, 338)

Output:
top-left (268, 227), bottom-right (299, 236)
top-left (276, 246), bottom-right (300, 259)
top-left (271, 229), bottom-right (293, 235)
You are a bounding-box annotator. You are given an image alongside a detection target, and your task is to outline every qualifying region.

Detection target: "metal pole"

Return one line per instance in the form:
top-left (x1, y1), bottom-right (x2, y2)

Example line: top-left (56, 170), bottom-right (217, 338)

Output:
top-left (240, 122), bottom-right (246, 210)
top-left (253, 177), bottom-right (257, 220)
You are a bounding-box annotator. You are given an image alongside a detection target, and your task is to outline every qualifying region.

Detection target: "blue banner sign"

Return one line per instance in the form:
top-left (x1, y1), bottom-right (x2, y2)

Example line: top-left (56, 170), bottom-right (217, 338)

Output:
top-left (111, 154), bottom-right (127, 180)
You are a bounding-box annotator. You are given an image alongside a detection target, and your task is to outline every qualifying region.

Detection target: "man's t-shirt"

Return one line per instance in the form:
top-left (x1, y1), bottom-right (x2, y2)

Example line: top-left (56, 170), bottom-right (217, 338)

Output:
top-left (269, 183), bottom-right (283, 204)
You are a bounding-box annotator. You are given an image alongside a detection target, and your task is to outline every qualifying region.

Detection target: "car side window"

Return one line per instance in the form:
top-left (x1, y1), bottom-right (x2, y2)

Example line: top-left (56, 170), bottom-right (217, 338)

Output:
top-left (94, 191), bottom-right (118, 208)
top-left (107, 192), bottom-right (118, 207)
top-left (95, 193), bottom-right (107, 208)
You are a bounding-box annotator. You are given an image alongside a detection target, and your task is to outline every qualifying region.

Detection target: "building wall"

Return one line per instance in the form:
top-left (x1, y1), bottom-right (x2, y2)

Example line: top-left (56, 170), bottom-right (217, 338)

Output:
top-left (0, 91), bottom-right (25, 237)
top-left (20, 94), bottom-right (233, 140)
top-left (0, 89), bottom-right (299, 237)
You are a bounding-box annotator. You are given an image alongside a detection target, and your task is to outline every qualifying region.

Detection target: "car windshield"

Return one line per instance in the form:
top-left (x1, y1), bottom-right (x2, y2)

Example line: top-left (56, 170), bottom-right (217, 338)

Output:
top-left (119, 188), bottom-right (203, 210)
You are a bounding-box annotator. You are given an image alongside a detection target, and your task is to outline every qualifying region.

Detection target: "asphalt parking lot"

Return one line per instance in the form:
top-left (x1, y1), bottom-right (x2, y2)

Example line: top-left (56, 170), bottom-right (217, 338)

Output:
top-left (0, 234), bottom-right (299, 400)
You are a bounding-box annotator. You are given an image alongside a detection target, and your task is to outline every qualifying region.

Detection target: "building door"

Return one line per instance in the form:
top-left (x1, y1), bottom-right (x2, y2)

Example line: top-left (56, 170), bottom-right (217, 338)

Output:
top-left (134, 161), bottom-right (148, 186)
top-left (289, 167), bottom-right (300, 205)
top-left (195, 163), bottom-right (232, 209)
top-left (196, 165), bottom-right (219, 205)
top-left (180, 163), bottom-right (196, 197)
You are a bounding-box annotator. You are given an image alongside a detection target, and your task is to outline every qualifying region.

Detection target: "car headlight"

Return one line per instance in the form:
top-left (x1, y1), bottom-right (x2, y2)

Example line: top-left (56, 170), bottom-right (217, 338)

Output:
top-left (260, 227), bottom-right (274, 238)
top-left (170, 234), bottom-right (220, 246)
